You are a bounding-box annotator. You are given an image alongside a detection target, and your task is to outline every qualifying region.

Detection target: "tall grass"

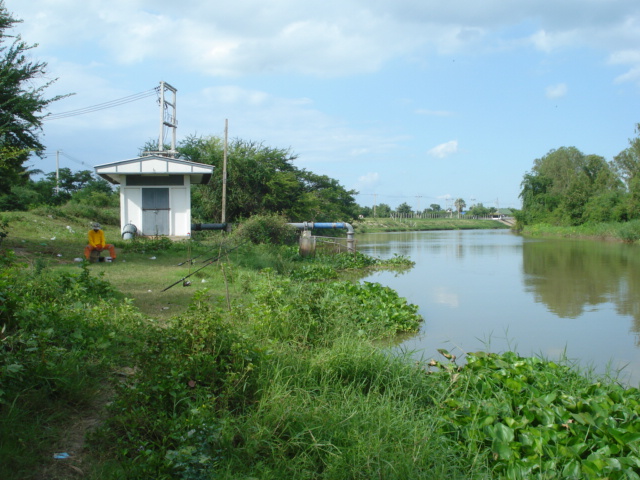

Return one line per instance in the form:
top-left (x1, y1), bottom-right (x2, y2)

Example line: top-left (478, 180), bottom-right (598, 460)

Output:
top-left (217, 341), bottom-right (477, 480)
top-left (355, 217), bottom-right (509, 233)
top-left (522, 220), bottom-right (640, 243)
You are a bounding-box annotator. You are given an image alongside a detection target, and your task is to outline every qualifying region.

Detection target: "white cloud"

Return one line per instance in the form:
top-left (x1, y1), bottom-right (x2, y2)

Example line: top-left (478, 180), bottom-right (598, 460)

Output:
top-left (545, 83), bottom-right (568, 99)
top-left (614, 66), bottom-right (640, 84)
top-left (608, 50), bottom-right (640, 84)
top-left (12, 0), bottom-right (640, 79)
top-left (355, 172), bottom-right (380, 190)
top-left (428, 140), bottom-right (458, 158)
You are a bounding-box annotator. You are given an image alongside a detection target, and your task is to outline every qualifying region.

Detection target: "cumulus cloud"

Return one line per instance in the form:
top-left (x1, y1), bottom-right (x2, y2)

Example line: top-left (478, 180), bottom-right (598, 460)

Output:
top-left (545, 83), bottom-right (568, 99)
top-left (12, 0), bottom-right (640, 79)
top-left (428, 140), bottom-right (458, 158)
top-left (608, 50), bottom-right (640, 84)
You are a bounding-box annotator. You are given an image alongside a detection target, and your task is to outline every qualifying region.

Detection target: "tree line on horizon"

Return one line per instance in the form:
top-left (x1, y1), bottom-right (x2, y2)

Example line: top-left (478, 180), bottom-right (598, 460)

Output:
top-left (518, 124), bottom-right (640, 227)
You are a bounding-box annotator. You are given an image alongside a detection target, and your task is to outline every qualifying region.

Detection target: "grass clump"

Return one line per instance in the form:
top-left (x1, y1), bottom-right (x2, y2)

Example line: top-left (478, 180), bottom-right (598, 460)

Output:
top-left (242, 272), bottom-right (422, 349)
top-left (216, 343), bottom-right (470, 480)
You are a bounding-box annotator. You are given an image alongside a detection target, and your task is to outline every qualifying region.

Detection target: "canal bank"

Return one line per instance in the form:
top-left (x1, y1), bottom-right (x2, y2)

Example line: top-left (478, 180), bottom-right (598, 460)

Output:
top-left (353, 216), bottom-right (510, 233)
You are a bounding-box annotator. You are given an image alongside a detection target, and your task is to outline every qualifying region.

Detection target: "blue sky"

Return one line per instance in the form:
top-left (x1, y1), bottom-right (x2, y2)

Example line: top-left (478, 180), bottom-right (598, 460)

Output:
top-left (10, 0), bottom-right (640, 211)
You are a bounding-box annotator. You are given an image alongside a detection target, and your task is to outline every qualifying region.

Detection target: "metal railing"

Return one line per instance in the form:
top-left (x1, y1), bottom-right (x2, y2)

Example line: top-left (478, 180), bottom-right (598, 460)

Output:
top-left (315, 235), bottom-right (357, 254)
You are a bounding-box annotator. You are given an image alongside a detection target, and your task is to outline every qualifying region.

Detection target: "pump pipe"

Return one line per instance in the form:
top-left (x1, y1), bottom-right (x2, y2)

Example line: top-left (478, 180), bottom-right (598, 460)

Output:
top-left (191, 223), bottom-right (228, 231)
top-left (288, 222), bottom-right (355, 252)
top-left (190, 221), bottom-right (355, 251)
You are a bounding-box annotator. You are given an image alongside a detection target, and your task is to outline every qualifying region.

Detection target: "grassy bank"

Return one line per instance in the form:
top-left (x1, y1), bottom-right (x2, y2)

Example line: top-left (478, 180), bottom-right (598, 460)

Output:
top-left (353, 217), bottom-right (509, 233)
top-left (521, 219), bottom-right (640, 243)
top-left (3, 210), bottom-right (640, 479)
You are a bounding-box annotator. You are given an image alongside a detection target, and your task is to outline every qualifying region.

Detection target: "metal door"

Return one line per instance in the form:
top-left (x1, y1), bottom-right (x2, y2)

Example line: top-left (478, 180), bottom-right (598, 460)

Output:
top-left (142, 188), bottom-right (170, 235)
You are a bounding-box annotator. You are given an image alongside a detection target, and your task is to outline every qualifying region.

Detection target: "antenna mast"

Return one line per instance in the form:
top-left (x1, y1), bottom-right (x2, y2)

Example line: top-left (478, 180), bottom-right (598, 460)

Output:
top-left (145, 81), bottom-right (178, 157)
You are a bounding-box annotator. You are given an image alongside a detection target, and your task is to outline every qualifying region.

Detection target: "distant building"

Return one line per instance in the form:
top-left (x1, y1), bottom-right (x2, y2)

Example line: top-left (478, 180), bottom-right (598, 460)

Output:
top-left (491, 208), bottom-right (514, 219)
top-left (95, 154), bottom-right (213, 237)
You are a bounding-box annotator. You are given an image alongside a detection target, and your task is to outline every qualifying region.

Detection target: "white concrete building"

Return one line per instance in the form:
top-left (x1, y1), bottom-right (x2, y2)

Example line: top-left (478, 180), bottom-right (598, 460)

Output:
top-left (95, 155), bottom-right (214, 237)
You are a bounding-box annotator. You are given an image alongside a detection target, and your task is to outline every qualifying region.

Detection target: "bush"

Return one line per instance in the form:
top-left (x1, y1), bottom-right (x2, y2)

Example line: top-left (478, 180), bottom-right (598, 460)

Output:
top-left (120, 236), bottom-right (176, 253)
top-left (233, 214), bottom-right (298, 245)
top-left (616, 220), bottom-right (640, 243)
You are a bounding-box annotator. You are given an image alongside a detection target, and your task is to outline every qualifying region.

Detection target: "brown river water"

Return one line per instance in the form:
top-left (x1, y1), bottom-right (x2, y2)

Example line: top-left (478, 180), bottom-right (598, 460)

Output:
top-left (357, 229), bottom-right (640, 386)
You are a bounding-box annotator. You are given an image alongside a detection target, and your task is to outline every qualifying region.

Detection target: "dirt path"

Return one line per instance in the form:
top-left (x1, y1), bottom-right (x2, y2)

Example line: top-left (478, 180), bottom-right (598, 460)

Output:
top-left (37, 386), bottom-right (114, 480)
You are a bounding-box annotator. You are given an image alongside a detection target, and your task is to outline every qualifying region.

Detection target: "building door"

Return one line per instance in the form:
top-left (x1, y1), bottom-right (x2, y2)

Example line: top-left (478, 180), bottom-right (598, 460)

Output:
top-left (142, 188), bottom-right (170, 235)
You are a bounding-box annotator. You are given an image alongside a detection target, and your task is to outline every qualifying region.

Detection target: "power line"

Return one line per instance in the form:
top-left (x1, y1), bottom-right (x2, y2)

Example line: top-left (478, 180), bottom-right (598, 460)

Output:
top-left (60, 151), bottom-right (91, 168)
top-left (44, 87), bottom-right (159, 121)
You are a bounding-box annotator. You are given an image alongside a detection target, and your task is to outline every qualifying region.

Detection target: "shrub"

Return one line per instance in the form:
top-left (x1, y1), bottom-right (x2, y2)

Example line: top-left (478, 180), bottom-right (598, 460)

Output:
top-left (233, 214), bottom-right (298, 245)
top-left (616, 220), bottom-right (640, 243)
top-left (120, 236), bottom-right (176, 253)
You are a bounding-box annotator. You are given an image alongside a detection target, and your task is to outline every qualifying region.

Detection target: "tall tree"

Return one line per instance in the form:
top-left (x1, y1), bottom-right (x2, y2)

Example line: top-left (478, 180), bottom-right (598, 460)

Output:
top-left (376, 203), bottom-right (391, 217)
top-left (0, 1), bottom-right (68, 196)
top-left (179, 135), bottom-right (358, 222)
top-left (520, 146), bottom-right (623, 225)
top-left (396, 202), bottom-right (412, 215)
top-left (454, 198), bottom-right (466, 217)
top-left (612, 123), bottom-right (640, 191)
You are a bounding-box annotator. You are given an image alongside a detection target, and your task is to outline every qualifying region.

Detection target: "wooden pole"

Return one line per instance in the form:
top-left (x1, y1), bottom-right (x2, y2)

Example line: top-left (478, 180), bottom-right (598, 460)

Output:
top-left (221, 119), bottom-right (228, 223)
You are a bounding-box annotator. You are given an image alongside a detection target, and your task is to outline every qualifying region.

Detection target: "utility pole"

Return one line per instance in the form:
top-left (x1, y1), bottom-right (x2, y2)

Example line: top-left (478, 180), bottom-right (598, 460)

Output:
top-left (221, 119), bottom-right (228, 223)
top-left (157, 81), bottom-right (177, 156)
top-left (55, 150), bottom-right (60, 194)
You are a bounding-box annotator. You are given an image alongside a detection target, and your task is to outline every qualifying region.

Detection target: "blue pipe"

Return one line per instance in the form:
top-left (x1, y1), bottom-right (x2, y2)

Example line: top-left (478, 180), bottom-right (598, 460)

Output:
top-left (288, 222), bottom-right (355, 251)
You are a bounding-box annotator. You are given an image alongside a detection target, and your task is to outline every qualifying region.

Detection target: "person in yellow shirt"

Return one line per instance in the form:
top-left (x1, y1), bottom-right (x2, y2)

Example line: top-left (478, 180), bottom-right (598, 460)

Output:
top-left (84, 222), bottom-right (116, 261)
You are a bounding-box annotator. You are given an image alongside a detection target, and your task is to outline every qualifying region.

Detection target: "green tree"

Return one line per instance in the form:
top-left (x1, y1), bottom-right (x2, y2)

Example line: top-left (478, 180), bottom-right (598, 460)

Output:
top-left (44, 168), bottom-right (98, 195)
top-left (612, 124), bottom-right (640, 191)
top-left (454, 198), bottom-right (466, 217)
top-left (376, 203), bottom-right (391, 217)
top-left (180, 135), bottom-right (358, 222)
top-left (612, 124), bottom-right (640, 219)
top-left (428, 203), bottom-right (441, 212)
top-left (395, 202), bottom-right (412, 215)
top-left (520, 147), bottom-right (623, 225)
top-left (467, 203), bottom-right (490, 216)
top-left (0, 1), bottom-right (68, 199)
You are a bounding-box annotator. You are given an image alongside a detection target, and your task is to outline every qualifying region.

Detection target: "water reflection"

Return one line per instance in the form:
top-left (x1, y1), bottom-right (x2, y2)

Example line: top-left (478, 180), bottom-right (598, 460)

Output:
top-left (523, 239), bottom-right (640, 338)
top-left (357, 230), bottom-right (640, 385)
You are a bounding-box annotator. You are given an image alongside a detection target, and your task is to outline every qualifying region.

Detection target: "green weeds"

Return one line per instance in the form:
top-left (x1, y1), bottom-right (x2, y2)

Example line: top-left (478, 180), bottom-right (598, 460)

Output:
top-left (429, 350), bottom-right (640, 479)
top-left (243, 273), bottom-right (422, 349)
top-left (5, 214), bottom-right (640, 479)
top-left (522, 220), bottom-right (640, 243)
top-left (0, 258), bottom-right (142, 478)
top-left (97, 292), bottom-right (262, 479)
